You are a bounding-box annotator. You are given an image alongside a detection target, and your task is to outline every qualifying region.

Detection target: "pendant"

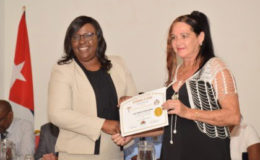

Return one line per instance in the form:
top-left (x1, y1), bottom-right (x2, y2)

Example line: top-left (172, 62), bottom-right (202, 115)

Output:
top-left (173, 129), bottom-right (177, 134)
top-left (171, 93), bottom-right (179, 100)
top-left (170, 140), bottom-right (173, 144)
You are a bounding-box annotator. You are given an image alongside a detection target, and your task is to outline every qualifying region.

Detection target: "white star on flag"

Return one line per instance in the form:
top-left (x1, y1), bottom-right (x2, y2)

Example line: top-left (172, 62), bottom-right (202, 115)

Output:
top-left (10, 61), bottom-right (26, 87)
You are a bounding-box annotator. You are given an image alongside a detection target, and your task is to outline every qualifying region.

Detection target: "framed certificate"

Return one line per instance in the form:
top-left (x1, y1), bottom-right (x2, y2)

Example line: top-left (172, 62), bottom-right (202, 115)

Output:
top-left (120, 87), bottom-right (168, 136)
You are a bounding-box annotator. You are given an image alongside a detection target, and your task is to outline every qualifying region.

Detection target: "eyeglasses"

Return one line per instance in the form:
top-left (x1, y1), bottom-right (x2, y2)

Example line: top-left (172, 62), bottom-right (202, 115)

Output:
top-left (72, 32), bottom-right (96, 42)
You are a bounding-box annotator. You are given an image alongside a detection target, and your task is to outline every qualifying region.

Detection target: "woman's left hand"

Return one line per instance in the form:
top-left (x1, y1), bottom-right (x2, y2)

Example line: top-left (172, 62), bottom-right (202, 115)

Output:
top-left (112, 133), bottom-right (133, 146)
top-left (162, 99), bottom-right (189, 118)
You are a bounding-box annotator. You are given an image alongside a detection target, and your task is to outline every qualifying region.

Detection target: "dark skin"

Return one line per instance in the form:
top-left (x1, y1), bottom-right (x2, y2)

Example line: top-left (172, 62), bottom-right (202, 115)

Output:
top-left (230, 125), bottom-right (260, 160)
top-left (71, 24), bottom-right (119, 135)
top-left (0, 100), bottom-right (13, 134)
top-left (247, 143), bottom-right (260, 160)
top-left (0, 100), bottom-right (14, 160)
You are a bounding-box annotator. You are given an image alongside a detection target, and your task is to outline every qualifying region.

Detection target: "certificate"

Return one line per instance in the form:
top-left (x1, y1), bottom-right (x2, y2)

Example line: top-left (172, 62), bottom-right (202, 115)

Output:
top-left (120, 87), bottom-right (168, 136)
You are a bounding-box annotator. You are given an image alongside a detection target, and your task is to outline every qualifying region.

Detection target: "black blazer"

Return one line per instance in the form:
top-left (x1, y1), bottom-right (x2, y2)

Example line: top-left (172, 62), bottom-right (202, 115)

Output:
top-left (34, 123), bottom-right (59, 160)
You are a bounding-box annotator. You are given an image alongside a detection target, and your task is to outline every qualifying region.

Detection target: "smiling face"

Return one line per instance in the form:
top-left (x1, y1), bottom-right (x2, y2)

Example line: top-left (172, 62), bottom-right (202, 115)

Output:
top-left (170, 22), bottom-right (204, 60)
top-left (71, 23), bottom-right (99, 66)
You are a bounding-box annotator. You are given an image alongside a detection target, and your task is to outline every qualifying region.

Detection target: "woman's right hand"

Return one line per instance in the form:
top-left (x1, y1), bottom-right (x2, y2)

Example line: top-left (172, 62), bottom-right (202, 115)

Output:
top-left (112, 133), bottom-right (133, 146)
top-left (162, 99), bottom-right (189, 118)
top-left (101, 120), bottom-right (120, 135)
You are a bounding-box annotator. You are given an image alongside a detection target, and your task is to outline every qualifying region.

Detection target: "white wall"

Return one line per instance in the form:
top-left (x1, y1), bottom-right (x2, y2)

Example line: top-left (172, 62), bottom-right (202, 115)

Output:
top-left (0, 0), bottom-right (5, 98)
top-left (1, 0), bottom-right (260, 134)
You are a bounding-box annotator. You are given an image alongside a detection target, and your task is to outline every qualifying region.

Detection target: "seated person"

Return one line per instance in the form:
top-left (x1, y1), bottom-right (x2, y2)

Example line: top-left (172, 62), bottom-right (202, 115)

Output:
top-left (124, 135), bottom-right (162, 160)
top-left (34, 122), bottom-right (59, 160)
top-left (230, 118), bottom-right (260, 160)
top-left (0, 100), bottom-right (35, 160)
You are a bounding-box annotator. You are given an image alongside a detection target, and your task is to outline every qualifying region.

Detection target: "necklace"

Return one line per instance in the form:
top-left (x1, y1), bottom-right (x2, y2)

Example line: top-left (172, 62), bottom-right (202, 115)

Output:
top-left (169, 80), bottom-right (182, 144)
top-left (169, 92), bottom-right (178, 144)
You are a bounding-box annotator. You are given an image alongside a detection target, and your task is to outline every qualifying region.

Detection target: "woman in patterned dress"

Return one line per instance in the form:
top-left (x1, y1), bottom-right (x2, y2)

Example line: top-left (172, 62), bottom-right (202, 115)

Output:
top-left (113, 11), bottom-right (241, 160)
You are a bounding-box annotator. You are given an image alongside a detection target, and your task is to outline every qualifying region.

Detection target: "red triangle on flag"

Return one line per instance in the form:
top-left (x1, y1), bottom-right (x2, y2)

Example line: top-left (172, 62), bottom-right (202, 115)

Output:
top-left (9, 11), bottom-right (34, 121)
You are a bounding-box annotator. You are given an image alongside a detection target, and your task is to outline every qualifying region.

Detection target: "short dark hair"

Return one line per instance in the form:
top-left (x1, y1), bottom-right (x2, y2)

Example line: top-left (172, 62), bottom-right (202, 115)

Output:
top-left (58, 16), bottom-right (112, 71)
top-left (166, 11), bottom-right (215, 85)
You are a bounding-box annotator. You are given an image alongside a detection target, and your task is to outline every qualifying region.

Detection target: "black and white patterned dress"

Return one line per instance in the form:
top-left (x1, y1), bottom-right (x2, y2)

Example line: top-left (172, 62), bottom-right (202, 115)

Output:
top-left (160, 57), bottom-right (237, 160)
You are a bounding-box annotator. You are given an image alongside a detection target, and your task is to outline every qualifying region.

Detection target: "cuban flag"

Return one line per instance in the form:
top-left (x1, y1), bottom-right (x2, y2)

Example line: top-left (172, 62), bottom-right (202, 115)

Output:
top-left (9, 11), bottom-right (34, 123)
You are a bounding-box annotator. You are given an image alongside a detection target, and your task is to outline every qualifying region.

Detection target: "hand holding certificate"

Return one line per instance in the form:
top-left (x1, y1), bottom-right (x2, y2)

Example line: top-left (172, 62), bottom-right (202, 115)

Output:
top-left (120, 88), bottom-right (168, 136)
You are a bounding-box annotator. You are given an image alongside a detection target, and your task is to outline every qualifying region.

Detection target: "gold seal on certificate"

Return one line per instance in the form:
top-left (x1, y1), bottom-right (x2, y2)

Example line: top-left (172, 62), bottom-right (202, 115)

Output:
top-left (154, 107), bottom-right (163, 117)
top-left (120, 88), bottom-right (169, 137)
